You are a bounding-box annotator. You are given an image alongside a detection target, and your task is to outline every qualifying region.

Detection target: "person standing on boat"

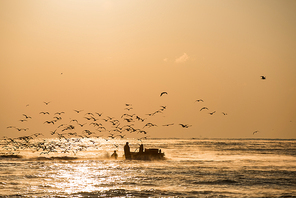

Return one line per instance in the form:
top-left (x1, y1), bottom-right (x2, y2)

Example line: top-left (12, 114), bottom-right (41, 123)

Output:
top-left (139, 144), bottom-right (144, 153)
top-left (124, 142), bottom-right (131, 160)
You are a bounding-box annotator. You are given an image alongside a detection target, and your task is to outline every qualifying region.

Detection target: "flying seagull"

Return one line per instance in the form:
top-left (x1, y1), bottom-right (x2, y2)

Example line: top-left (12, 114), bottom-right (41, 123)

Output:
top-left (209, 111), bottom-right (216, 115)
top-left (23, 114), bottom-right (32, 119)
top-left (200, 107), bottom-right (209, 111)
top-left (179, 124), bottom-right (192, 128)
top-left (260, 76), bottom-right (266, 80)
top-left (160, 92), bottom-right (168, 97)
top-left (163, 123), bottom-right (174, 126)
top-left (40, 112), bottom-right (50, 115)
top-left (195, 99), bottom-right (204, 102)
top-left (253, 130), bottom-right (259, 135)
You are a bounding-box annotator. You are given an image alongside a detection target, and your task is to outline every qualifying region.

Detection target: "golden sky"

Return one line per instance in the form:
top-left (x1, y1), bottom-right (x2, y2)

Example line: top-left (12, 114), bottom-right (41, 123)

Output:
top-left (1, 0), bottom-right (296, 139)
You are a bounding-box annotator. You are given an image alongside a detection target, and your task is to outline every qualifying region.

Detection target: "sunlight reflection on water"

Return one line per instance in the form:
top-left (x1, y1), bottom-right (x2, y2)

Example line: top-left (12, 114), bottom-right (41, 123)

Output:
top-left (1, 138), bottom-right (296, 197)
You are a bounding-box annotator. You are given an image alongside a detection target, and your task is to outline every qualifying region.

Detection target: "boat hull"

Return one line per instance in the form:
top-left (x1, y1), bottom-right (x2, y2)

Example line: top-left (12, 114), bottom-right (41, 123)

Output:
top-left (129, 151), bottom-right (165, 160)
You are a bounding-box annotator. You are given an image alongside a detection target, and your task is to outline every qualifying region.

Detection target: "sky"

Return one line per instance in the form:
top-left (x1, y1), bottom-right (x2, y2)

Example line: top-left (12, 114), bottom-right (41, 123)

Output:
top-left (1, 0), bottom-right (296, 139)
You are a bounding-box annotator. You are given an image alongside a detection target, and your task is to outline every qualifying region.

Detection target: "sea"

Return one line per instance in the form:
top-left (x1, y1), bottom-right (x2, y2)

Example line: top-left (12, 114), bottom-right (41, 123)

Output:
top-left (0, 138), bottom-right (296, 197)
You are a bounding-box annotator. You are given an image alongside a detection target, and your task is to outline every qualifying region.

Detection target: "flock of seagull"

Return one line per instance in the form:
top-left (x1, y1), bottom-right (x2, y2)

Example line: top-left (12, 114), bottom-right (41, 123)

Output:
top-left (2, 82), bottom-right (267, 156)
top-left (0, 92), bottom-right (191, 155)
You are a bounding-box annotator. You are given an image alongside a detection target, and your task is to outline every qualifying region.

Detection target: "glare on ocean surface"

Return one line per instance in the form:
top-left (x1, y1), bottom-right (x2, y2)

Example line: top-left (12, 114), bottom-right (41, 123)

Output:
top-left (1, 139), bottom-right (296, 197)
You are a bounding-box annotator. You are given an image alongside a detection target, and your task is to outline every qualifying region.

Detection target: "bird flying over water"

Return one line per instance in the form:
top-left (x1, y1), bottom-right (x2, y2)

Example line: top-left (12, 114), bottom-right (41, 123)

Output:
top-left (260, 76), bottom-right (266, 80)
top-left (143, 123), bottom-right (157, 128)
top-left (95, 112), bottom-right (103, 116)
top-left (163, 123), bottom-right (174, 126)
top-left (209, 111), bottom-right (216, 115)
top-left (200, 107), bottom-right (209, 111)
top-left (160, 92), bottom-right (168, 97)
top-left (40, 112), bottom-right (50, 115)
top-left (195, 99), bottom-right (204, 102)
top-left (44, 121), bottom-right (55, 124)
top-left (44, 101), bottom-right (51, 105)
top-left (179, 124), bottom-right (192, 128)
top-left (23, 114), bottom-right (32, 119)
top-left (253, 131), bottom-right (259, 135)
top-left (14, 128), bottom-right (29, 131)
top-left (54, 112), bottom-right (65, 115)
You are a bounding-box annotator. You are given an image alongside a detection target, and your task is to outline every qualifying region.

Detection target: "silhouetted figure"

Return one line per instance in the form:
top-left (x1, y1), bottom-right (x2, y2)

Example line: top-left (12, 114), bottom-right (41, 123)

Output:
top-left (139, 144), bottom-right (144, 153)
top-left (111, 150), bottom-right (118, 159)
top-left (124, 142), bottom-right (131, 160)
top-left (260, 76), bottom-right (266, 80)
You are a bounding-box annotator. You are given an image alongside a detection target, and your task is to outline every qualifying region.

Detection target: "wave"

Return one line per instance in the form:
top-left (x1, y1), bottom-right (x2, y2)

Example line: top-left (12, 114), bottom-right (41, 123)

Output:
top-left (193, 179), bottom-right (238, 185)
top-left (32, 156), bottom-right (78, 161)
top-left (0, 154), bottom-right (80, 161)
top-left (0, 154), bottom-right (22, 159)
top-left (72, 188), bottom-right (218, 197)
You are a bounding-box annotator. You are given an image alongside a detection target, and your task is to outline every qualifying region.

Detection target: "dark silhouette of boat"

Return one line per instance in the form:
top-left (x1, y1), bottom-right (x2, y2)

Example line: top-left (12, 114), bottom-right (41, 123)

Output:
top-left (129, 148), bottom-right (165, 160)
top-left (124, 144), bottom-right (165, 160)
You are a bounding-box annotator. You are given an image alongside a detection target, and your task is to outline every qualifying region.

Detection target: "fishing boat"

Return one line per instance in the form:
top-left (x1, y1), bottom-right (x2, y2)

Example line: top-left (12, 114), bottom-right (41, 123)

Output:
top-left (129, 148), bottom-right (165, 160)
top-left (123, 143), bottom-right (165, 160)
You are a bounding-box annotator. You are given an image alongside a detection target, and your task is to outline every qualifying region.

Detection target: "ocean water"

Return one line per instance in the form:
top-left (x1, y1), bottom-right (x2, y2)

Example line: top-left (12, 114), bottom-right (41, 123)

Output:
top-left (1, 138), bottom-right (296, 197)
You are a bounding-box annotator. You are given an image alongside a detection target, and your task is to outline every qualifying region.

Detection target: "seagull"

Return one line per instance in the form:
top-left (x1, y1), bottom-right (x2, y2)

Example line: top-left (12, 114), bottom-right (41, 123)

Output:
top-left (160, 106), bottom-right (167, 110)
top-left (253, 130), bottom-right (259, 135)
top-left (117, 135), bottom-right (126, 139)
top-left (124, 118), bottom-right (134, 122)
top-left (54, 112), bottom-right (65, 115)
top-left (40, 112), bottom-right (50, 115)
top-left (260, 76), bottom-right (266, 80)
top-left (179, 124), bottom-right (192, 128)
top-left (15, 128), bottom-right (29, 131)
top-left (44, 101), bottom-right (51, 105)
top-left (95, 112), bottom-right (103, 116)
top-left (84, 117), bottom-right (92, 121)
top-left (44, 121), bottom-right (55, 124)
top-left (200, 107), bottom-right (209, 111)
top-left (209, 111), bottom-right (216, 115)
top-left (143, 123), bottom-right (157, 128)
top-left (135, 115), bottom-right (145, 122)
top-left (78, 123), bottom-right (87, 127)
top-left (70, 119), bottom-right (79, 123)
top-left (163, 123), bottom-right (174, 126)
top-left (74, 110), bottom-right (83, 113)
top-left (32, 133), bottom-right (43, 137)
top-left (222, 112), bottom-right (228, 115)
top-left (50, 130), bottom-right (57, 135)
top-left (137, 130), bottom-right (147, 134)
top-left (160, 92), bottom-right (168, 97)
top-left (195, 99), bottom-right (204, 102)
